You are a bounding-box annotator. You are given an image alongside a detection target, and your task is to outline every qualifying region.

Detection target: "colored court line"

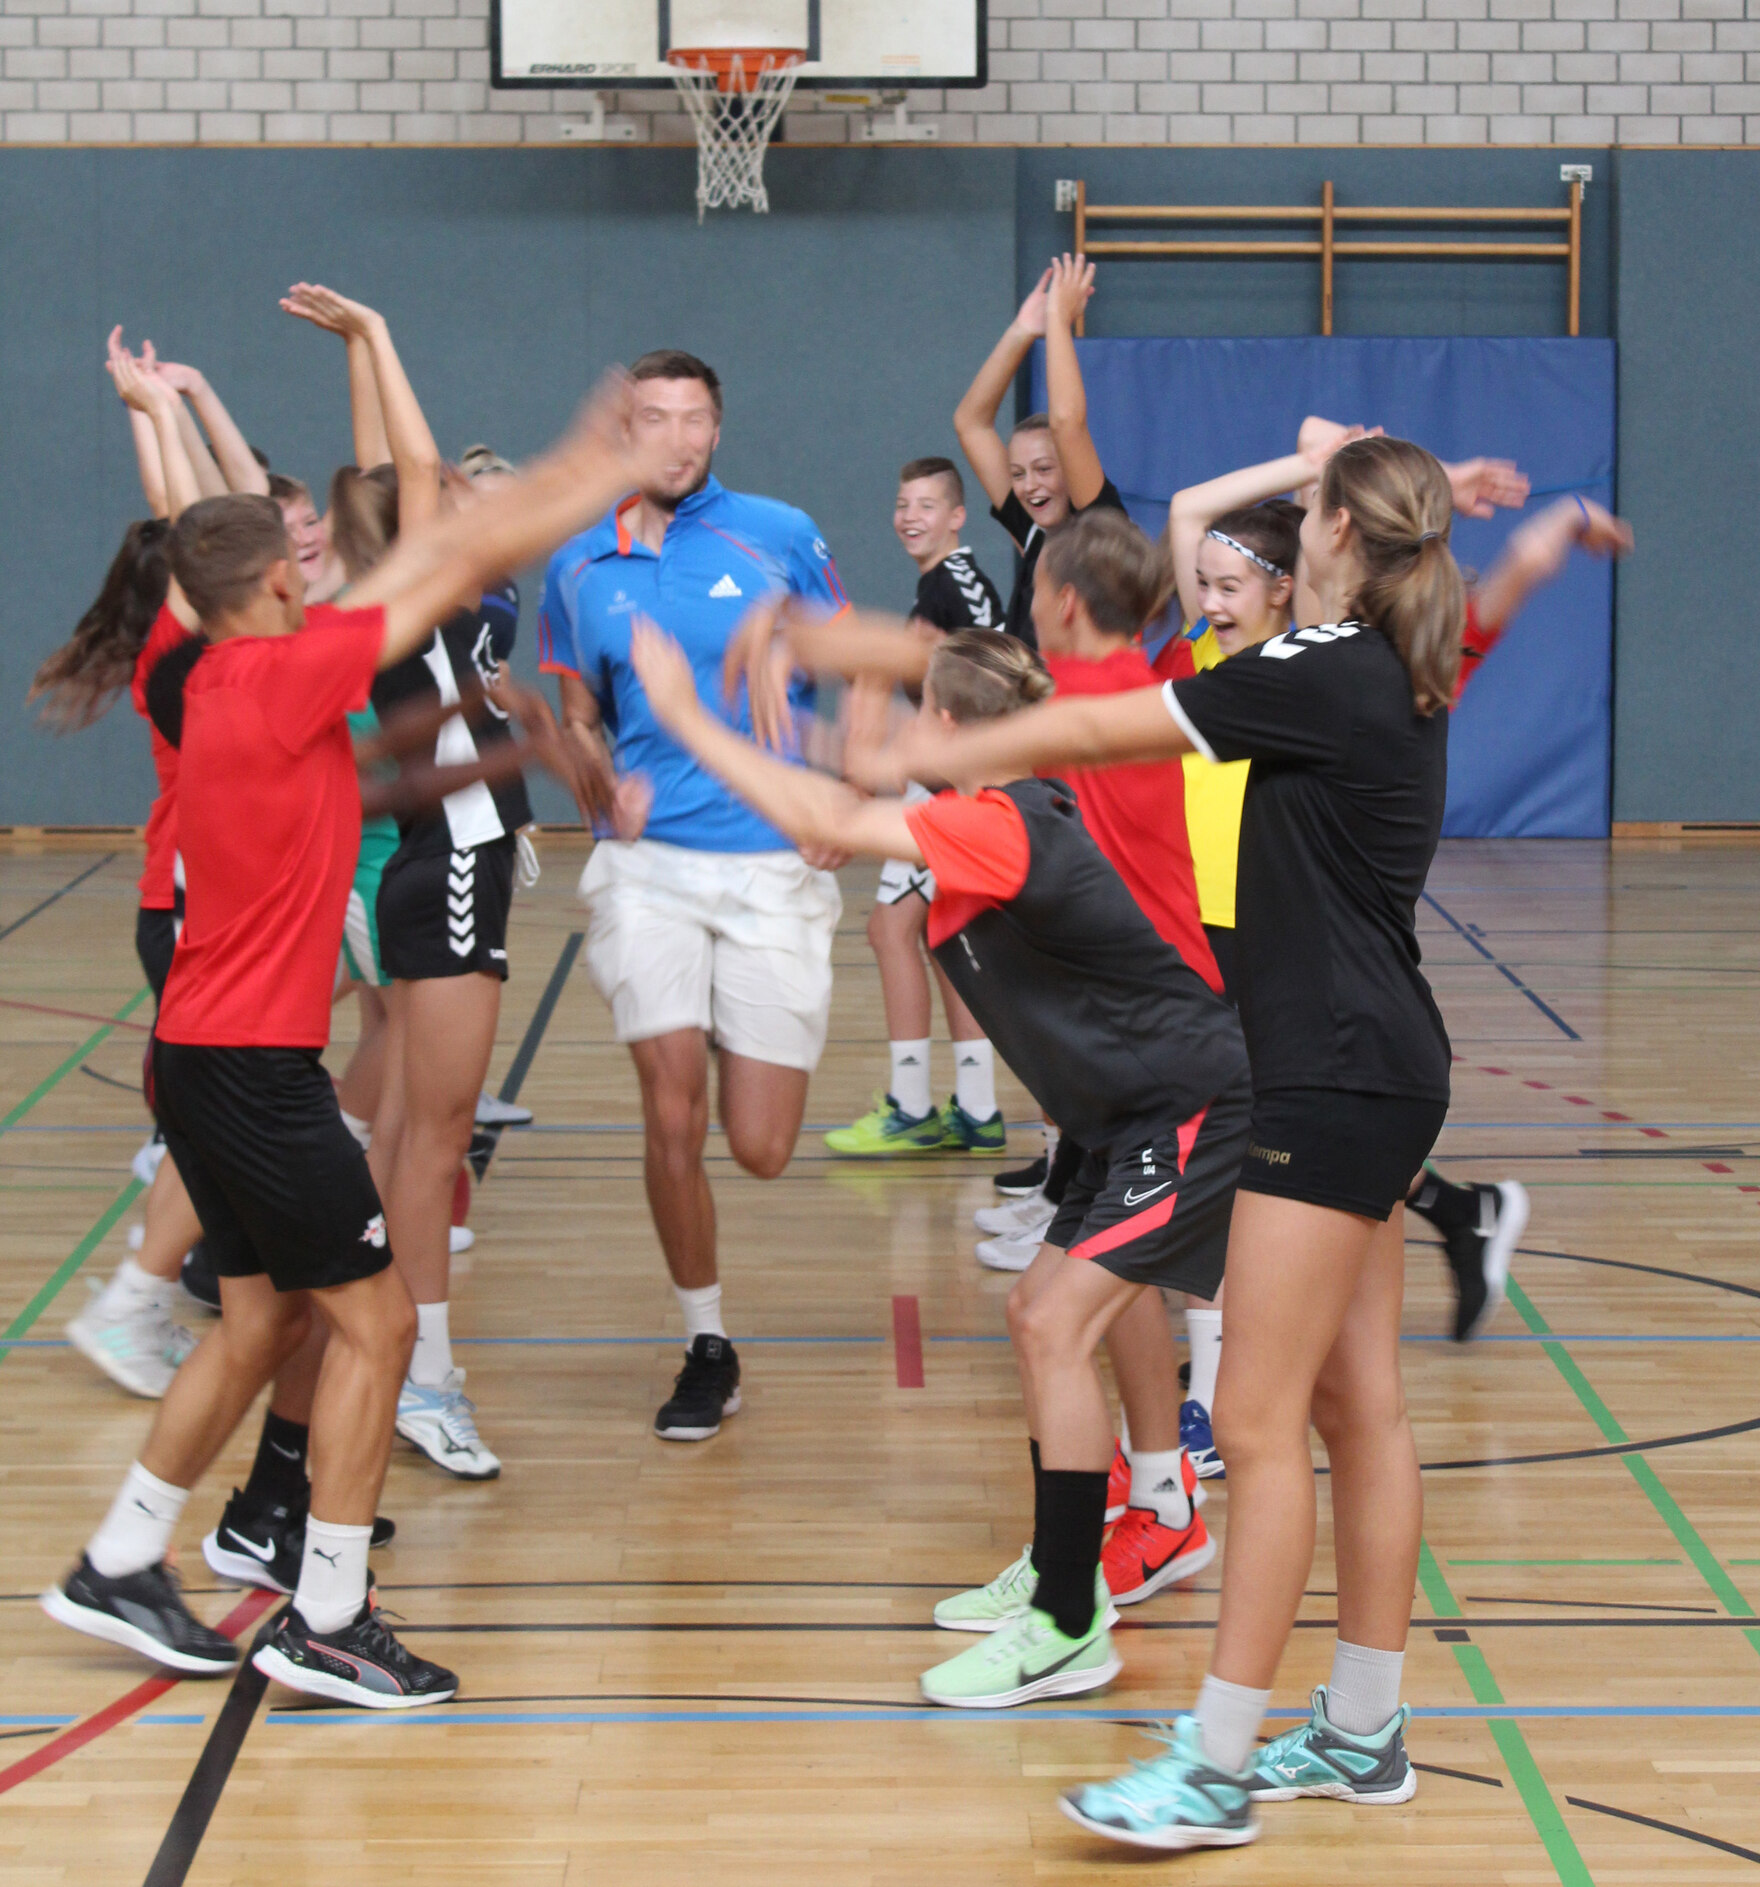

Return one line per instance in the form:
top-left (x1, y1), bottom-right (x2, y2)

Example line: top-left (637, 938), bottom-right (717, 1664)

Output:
top-left (0, 855), bottom-right (116, 944)
top-left (1450, 1559), bottom-right (1681, 1567)
top-left (891, 1296), bottom-right (924, 1388)
top-left (1418, 1540), bottom-right (1594, 1887)
top-left (1505, 1276), bottom-right (1760, 1658)
top-left (0, 1175), bottom-right (142, 1361)
top-left (143, 1647), bottom-right (270, 1887)
top-left (0, 996), bottom-right (151, 1034)
top-left (0, 986), bottom-right (151, 1136)
top-left (0, 1588), bottom-right (276, 1797)
top-left (1420, 891), bottom-right (1582, 1040)
top-left (1566, 1795), bottom-right (1760, 1867)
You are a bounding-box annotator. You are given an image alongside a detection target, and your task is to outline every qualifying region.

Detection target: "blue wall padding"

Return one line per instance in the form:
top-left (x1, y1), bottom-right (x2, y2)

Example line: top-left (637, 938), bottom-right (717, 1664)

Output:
top-left (1031, 337), bottom-right (1616, 838)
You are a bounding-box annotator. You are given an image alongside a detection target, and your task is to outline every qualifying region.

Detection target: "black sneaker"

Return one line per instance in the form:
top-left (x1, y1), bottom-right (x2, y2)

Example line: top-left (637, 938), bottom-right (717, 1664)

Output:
top-left (994, 1153), bottom-right (1049, 1197)
top-left (252, 1597), bottom-right (457, 1710)
top-left (654, 1334), bottom-right (742, 1441)
top-left (1436, 1180), bottom-right (1529, 1342)
top-left (180, 1241), bottom-right (221, 1312)
top-left (371, 1514), bottom-right (396, 1548)
top-left (41, 1555), bottom-right (238, 1675)
top-left (203, 1488), bottom-right (303, 1594)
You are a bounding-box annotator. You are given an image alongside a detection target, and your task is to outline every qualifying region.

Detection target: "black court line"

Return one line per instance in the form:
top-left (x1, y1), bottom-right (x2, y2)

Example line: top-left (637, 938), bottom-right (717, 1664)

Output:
top-left (1566, 1795), bottom-right (1760, 1866)
top-left (275, 1690), bottom-right (926, 1715)
top-left (1464, 1594), bottom-right (1718, 1614)
top-left (1414, 1760), bottom-right (1504, 1789)
top-left (0, 855), bottom-right (114, 945)
top-left (79, 1062), bottom-right (141, 1094)
top-left (397, 1615), bottom-right (1760, 1636)
top-left (468, 931), bottom-right (580, 1181)
top-left (1520, 1243), bottom-right (1760, 1305)
top-left (141, 1651), bottom-right (269, 1887)
top-left (1421, 890), bottom-right (1582, 1039)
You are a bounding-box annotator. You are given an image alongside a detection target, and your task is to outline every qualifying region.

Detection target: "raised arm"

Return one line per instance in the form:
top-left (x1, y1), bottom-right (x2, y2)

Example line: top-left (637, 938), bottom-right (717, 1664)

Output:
top-left (109, 329), bottom-right (169, 516)
top-left (1042, 253), bottom-right (1104, 510)
top-left (347, 332), bottom-right (391, 469)
top-left (954, 268), bottom-right (1051, 513)
top-left (725, 598), bottom-right (935, 751)
top-left (153, 360), bottom-right (270, 496)
top-left (1471, 495), bottom-right (1632, 636)
top-left (283, 284), bottom-right (441, 532)
top-left (632, 621), bottom-right (918, 862)
top-left (1168, 445), bottom-right (1322, 630)
top-left (111, 349), bottom-right (202, 522)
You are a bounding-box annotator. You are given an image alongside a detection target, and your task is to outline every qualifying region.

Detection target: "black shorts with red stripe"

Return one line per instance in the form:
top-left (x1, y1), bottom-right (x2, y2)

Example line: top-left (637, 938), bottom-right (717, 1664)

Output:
top-left (1045, 1074), bottom-right (1252, 1296)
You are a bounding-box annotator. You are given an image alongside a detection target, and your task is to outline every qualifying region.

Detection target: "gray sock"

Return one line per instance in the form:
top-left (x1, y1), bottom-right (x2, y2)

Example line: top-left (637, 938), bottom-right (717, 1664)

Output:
top-left (1194, 1673), bottom-right (1271, 1774)
top-left (1327, 1640), bottom-right (1405, 1736)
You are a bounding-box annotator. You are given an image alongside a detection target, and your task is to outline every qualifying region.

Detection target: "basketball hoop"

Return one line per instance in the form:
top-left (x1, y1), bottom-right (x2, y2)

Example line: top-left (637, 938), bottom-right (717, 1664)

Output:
top-left (667, 45), bottom-right (804, 220)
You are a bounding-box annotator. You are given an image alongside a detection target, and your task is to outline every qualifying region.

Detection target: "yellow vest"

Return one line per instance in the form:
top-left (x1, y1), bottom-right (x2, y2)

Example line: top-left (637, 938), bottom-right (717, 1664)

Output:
top-left (1179, 627), bottom-right (1251, 929)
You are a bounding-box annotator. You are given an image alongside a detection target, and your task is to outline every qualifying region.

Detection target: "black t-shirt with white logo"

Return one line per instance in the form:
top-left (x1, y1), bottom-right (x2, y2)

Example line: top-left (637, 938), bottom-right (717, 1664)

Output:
top-left (992, 476), bottom-right (1128, 650)
top-left (1165, 621), bottom-right (1452, 1102)
top-left (912, 547), bottom-right (1004, 633)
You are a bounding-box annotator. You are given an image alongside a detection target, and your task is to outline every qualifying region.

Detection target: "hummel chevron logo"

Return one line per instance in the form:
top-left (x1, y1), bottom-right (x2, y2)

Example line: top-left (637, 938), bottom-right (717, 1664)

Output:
top-left (1121, 1181), bottom-right (1172, 1207)
top-left (709, 574), bottom-right (742, 599)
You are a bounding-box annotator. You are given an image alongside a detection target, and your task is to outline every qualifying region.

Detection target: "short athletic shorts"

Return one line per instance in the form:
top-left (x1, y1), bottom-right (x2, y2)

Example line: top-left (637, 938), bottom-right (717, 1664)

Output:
top-left (875, 783), bottom-right (937, 906)
top-left (135, 900), bottom-right (182, 1007)
top-left (1047, 1075), bottom-right (1253, 1297)
top-left (340, 820), bottom-right (398, 989)
top-left (1239, 1087), bottom-right (1449, 1222)
top-left (149, 1039), bottom-right (392, 1294)
top-left (378, 833), bottom-right (514, 983)
top-left (580, 838), bottom-right (843, 1072)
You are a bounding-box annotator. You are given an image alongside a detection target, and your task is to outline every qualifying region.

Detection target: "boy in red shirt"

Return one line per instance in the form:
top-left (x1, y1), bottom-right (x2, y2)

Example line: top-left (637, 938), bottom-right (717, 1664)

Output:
top-left (44, 379), bottom-right (647, 1708)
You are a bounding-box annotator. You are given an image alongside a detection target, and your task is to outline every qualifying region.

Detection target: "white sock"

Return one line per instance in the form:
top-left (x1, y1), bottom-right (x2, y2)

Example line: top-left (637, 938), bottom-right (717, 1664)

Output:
top-left (409, 1300), bottom-right (453, 1388)
top-left (1194, 1672), bottom-right (1272, 1774)
top-left (888, 1039), bottom-right (932, 1120)
top-left (339, 1108), bottom-right (372, 1150)
top-left (1327, 1640), bottom-right (1406, 1736)
top-left (953, 1039), bottom-right (996, 1121)
top-left (1128, 1446), bottom-right (1192, 1529)
top-left (295, 1517), bottom-right (372, 1634)
top-left (676, 1282), bottom-right (727, 1345)
top-left (1117, 1407), bottom-right (1131, 1456)
top-left (98, 1256), bottom-right (175, 1317)
top-left (87, 1462), bottom-right (188, 1577)
top-left (1186, 1307), bottom-right (1223, 1414)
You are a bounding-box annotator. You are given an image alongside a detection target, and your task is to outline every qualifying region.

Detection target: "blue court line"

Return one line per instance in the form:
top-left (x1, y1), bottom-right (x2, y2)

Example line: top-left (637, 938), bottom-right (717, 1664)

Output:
top-left (20, 1120), bottom-right (1760, 1134)
top-left (264, 1702), bottom-right (1760, 1730)
top-left (1421, 892), bottom-right (1582, 1041)
top-left (0, 1714), bottom-right (201, 1727)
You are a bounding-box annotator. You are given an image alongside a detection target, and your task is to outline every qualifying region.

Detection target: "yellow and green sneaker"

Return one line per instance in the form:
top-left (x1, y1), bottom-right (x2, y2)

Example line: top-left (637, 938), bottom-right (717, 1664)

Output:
top-left (921, 1595), bottom-right (1121, 1709)
top-left (824, 1092), bottom-right (946, 1158)
top-left (938, 1097), bottom-right (1007, 1155)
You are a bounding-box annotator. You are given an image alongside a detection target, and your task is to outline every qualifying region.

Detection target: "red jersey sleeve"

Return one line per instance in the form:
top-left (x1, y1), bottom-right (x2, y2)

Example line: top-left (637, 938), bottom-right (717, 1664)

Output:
top-left (903, 789), bottom-right (1031, 901)
top-left (260, 606), bottom-right (386, 753)
top-left (1453, 595), bottom-right (1502, 704)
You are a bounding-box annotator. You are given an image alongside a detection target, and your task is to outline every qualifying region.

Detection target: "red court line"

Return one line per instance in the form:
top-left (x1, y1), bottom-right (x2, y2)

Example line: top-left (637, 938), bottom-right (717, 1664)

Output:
top-left (891, 1296), bottom-right (924, 1389)
top-left (0, 1587), bottom-right (276, 1797)
top-left (0, 997), bottom-right (152, 1034)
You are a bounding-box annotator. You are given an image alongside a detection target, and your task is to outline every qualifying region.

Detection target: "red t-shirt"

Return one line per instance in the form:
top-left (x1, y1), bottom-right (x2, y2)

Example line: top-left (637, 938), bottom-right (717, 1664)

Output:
top-left (1455, 594), bottom-right (1501, 700)
top-left (156, 605), bottom-right (384, 1049)
top-left (904, 789), bottom-right (1031, 948)
top-left (132, 605), bottom-right (193, 910)
top-left (1043, 645), bottom-right (1222, 994)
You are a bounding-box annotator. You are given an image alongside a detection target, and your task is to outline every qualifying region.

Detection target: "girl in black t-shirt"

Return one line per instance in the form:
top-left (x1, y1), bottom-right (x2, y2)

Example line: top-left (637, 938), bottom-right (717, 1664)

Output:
top-left (878, 437), bottom-right (1467, 1850)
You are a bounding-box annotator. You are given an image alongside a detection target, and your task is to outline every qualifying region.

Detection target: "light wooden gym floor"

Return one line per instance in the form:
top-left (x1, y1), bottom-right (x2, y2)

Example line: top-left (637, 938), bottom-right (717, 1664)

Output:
top-left (1, 835), bottom-right (1757, 1885)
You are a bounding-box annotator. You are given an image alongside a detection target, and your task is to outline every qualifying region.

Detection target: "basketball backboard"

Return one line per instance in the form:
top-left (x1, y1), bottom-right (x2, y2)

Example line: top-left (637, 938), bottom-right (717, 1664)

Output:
top-left (491, 1), bottom-right (987, 91)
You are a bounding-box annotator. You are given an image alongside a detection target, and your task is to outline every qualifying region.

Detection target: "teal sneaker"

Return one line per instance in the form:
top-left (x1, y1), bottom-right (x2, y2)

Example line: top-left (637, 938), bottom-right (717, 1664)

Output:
top-left (921, 1597), bottom-right (1120, 1708)
top-left (1060, 1716), bottom-right (1259, 1851)
top-left (1246, 1686), bottom-right (1416, 1803)
top-left (939, 1097), bottom-right (1007, 1154)
top-left (824, 1092), bottom-right (945, 1157)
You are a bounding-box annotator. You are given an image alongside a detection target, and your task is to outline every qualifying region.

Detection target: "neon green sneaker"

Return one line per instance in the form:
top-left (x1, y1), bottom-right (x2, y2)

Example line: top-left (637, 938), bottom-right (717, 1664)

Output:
top-left (934, 1551), bottom-right (1117, 1634)
top-left (824, 1092), bottom-right (945, 1157)
top-left (1245, 1686), bottom-right (1416, 1803)
top-left (1060, 1716), bottom-right (1259, 1851)
top-left (938, 1097), bottom-right (1007, 1154)
top-left (921, 1595), bottom-right (1121, 1708)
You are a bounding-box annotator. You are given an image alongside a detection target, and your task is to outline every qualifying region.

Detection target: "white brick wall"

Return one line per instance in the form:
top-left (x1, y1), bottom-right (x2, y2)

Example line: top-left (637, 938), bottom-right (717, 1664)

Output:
top-left (1, 0), bottom-right (1755, 145)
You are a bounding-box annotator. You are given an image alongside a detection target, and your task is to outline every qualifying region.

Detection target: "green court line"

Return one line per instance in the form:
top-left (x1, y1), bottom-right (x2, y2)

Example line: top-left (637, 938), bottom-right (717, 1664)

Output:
top-left (0, 1176), bottom-right (142, 1361)
top-left (1506, 1275), bottom-right (1760, 1657)
top-left (1417, 1541), bottom-right (1594, 1885)
top-left (1448, 1558), bottom-right (1682, 1567)
top-left (0, 987), bottom-right (150, 1136)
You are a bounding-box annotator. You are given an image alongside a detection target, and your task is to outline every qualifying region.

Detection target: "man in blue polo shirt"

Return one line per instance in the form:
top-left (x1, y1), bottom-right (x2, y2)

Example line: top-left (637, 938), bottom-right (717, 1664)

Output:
top-left (540, 349), bottom-right (847, 1443)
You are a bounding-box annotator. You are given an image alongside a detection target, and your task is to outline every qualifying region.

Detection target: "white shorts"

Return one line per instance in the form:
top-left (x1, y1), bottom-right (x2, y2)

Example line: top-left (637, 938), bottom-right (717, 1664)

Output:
top-left (579, 839), bottom-right (843, 1071)
top-left (875, 783), bottom-right (937, 905)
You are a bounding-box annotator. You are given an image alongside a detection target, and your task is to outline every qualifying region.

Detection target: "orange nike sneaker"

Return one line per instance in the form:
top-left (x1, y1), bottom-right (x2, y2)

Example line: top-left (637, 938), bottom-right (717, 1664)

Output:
top-left (1106, 1442), bottom-right (1130, 1523)
top-left (1103, 1506), bottom-right (1216, 1607)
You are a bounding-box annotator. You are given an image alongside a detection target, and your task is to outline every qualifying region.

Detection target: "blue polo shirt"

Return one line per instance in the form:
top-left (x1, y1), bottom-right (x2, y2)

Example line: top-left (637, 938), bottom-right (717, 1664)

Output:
top-left (539, 476), bottom-right (848, 853)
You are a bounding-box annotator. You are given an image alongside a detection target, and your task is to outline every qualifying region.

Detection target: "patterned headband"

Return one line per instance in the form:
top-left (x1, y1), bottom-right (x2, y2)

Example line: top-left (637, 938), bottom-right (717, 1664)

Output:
top-left (1206, 529), bottom-right (1288, 579)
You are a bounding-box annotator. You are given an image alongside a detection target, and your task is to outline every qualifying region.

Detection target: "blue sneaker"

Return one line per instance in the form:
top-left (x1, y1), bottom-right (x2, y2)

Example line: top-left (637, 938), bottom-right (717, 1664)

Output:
top-left (1180, 1398), bottom-right (1225, 1479)
top-left (1246, 1686), bottom-right (1417, 1803)
top-left (1060, 1716), bottom-right (1258, 1851)
top-left (938, 1097), bottom-right (1007, 1155)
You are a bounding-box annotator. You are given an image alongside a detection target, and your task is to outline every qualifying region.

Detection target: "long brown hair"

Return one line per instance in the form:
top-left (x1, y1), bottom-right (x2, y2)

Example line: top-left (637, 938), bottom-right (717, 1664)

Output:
top-left (1320, 436), bottom-right (1464, 714)
top-left (29, 518), bottom-right (171, 731)
top-left (328, 462), bottom-right (398, 582)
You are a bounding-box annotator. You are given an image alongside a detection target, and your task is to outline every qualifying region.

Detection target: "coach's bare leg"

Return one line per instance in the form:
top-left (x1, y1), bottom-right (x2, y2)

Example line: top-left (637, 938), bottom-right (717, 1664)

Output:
top-left (305, 1265), bottom-right (417, 1524)
top-left (719, 1049), bottom-right (811, 1181)
top-left (138, 1276), bottom-right (312, 1488)
top-left (631, 1029), bottom-right (717, 1288)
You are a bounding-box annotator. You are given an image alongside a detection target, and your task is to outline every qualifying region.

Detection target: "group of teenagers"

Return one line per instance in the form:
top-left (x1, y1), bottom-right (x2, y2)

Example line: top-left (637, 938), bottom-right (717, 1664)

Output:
top-left (27, 251), bottom-right (1629, 1850)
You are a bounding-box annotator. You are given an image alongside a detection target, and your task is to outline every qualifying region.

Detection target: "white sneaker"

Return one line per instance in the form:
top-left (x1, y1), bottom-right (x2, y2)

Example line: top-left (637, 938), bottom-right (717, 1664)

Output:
top-left (397, 1369), bottom-right (501, 1479)
top-left (131, 1137), bottom-right (167, 1188)
top-left (449, 1224), bottom-right (476, 1255)
top-left (475, 1091), bottom-right (533, 1127)
top-left (976, 1228), bottom-right (1044, 1272)
top-left (66, 1281), bottom-right (194, 1399)
top-left (974, 1190), bottom-right (1056, 1238)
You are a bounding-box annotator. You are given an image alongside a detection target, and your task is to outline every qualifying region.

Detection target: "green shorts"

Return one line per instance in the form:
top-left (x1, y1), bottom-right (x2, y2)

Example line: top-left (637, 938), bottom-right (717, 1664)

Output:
top-left (342, 814), bottom-right (399, 989)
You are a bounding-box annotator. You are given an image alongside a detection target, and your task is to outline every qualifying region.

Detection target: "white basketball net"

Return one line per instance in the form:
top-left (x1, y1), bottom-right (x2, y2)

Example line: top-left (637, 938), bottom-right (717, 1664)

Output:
top-left (668, 52), bottom-right (803, 220)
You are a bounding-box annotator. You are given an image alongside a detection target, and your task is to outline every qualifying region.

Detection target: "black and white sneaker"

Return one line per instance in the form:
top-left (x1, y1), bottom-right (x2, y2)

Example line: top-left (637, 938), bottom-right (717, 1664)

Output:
top-left (252, 1598), bottom-right (457, 1710)
top-left (179, 1241), bottom-right (222, 1313)
top-left (1442, 1181), bottom-right (1529, 1342)
top-left (654, 1335), bottom-right (741, 1441)
top-left (203, 1488), bottom-right (303, 1594)
top-left (993, 1153), bottom-right (1049, 1198)
top-left (41, 1555), bottom-right (238, 1675)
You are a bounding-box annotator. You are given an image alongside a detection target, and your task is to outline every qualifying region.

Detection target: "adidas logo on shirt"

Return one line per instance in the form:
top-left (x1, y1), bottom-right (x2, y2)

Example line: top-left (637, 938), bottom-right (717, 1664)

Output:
top-left (709, 574), bottom-right (743, 599)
